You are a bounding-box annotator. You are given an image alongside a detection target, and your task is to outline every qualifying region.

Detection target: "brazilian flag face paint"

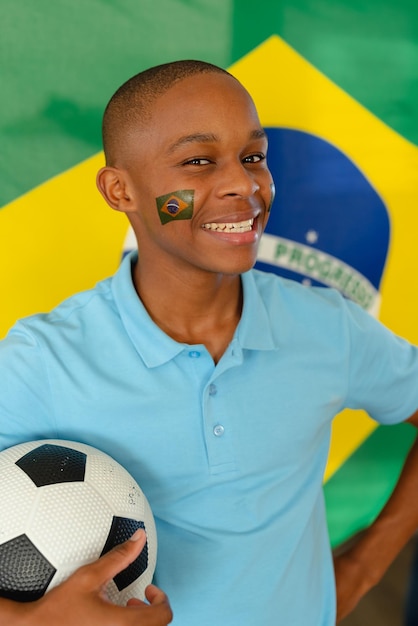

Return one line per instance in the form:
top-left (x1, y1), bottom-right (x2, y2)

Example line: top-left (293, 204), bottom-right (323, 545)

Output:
top-left (156, 189), bottom-right (194, 225)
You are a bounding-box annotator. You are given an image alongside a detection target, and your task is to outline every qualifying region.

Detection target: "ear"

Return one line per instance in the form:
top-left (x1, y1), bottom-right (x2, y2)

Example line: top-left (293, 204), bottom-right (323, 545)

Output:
top-left (96, 166), bottom-right (134, 213)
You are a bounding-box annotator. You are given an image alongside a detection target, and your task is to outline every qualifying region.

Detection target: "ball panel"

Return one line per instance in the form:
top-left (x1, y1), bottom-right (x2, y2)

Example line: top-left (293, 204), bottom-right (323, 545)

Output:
top-left (15, 444), bottom-right (86, 487)
top-left (0, 534), bottom-right (56, 602)
top-left (86, 454), bottom-right (146, 519)
top-left (100, 517), bottom-right (147, 591)
top-left (29, 482), bottom-right (113, 569)
top-left (0, 464), bottom-right (38, 542)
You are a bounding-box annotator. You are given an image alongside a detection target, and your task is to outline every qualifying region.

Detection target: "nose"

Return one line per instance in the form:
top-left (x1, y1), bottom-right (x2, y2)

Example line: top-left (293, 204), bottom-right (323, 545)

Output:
top-left (215, 160), bottom-right (260, 199)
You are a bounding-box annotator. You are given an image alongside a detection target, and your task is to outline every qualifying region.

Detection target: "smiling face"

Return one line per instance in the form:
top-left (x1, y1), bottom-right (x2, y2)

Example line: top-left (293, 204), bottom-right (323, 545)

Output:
top-left (98, 71), bottom-right (274, 279)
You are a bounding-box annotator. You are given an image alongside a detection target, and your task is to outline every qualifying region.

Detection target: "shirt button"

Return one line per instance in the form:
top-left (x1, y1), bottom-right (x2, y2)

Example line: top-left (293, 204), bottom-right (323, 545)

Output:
top-left (188, 350), bottom-right (201, 358)
top-left (208, 383), bottom-right (217, 396)
top-left (213, 424), bottom-right (225, 437)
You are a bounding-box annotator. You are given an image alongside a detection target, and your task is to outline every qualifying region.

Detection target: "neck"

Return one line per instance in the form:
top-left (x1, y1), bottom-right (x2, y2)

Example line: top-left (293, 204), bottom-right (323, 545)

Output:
top-left (132, 259), bottom-right (243, 363)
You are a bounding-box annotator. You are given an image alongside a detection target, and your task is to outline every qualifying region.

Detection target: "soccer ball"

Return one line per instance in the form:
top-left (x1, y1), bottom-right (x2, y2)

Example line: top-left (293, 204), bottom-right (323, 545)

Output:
top-left (0, 439), bottom-right (157, 605)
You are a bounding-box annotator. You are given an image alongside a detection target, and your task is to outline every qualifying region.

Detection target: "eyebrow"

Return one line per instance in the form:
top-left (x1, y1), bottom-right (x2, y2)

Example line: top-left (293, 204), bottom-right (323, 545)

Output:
top-left (167, 128), bottom-right (267, 154)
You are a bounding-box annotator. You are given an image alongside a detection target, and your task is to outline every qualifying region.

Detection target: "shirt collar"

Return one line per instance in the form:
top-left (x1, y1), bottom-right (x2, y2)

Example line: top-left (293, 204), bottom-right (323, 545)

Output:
top-left (237, 269), bottom-right (278, 351)
top-left (112, 252), bottom-right (277, 368)
top-left (112, 252), bottom-right (184, 368)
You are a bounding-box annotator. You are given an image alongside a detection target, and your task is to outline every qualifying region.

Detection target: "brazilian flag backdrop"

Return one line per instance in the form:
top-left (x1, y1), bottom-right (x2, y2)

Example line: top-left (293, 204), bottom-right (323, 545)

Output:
top-left (1, 0), bottom-right (418, 547)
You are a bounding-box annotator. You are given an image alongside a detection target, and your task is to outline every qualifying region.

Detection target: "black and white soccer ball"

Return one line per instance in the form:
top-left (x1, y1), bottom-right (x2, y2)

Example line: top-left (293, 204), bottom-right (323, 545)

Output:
top-left (0, 439), bottom-right (157, 605)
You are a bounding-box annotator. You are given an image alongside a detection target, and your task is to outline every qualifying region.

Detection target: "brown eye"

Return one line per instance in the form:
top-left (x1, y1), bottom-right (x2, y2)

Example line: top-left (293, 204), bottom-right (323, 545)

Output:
top-left (243, 153), bottom-right (265, 164)
top-left (184, 158), bottom-right (212, 166)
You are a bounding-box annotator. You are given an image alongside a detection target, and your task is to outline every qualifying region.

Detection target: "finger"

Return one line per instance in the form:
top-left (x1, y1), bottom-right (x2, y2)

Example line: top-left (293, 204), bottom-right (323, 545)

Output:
top-left (79, 528), bottom-right (147, 590)
top-left (126, 585), bottom-right (169, 608)
top-left (145, 584), bottom-right (170, 605)
top-left (145, 585), bottom-right (173, 623)
top-left (140, 587), bottom-right (173, 625)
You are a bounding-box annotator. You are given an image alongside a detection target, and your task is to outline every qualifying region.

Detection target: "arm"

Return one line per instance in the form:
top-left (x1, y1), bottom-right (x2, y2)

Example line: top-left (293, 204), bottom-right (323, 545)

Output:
top-left (334, 408), bottom-right (418, 622)
top-left (1, 530), bottom-right (172, 626)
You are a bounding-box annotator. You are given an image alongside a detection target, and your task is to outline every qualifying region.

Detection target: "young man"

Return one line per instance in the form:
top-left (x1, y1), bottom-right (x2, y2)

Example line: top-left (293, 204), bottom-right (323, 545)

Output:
top-left (1, 60), bottom-right (418, 625)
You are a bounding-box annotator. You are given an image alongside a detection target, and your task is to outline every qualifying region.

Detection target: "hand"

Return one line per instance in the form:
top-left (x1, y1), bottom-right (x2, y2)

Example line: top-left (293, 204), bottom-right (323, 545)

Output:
top-left (1, 529), bottom-right (172, 625)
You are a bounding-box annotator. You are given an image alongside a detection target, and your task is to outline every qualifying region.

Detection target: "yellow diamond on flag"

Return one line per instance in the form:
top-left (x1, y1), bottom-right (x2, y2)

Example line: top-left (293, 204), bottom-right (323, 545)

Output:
top-left (0, 153), bottom-right (127, 338)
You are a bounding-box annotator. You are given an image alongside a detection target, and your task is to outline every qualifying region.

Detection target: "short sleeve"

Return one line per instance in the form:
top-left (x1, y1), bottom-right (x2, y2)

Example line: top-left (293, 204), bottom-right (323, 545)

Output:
top-left (0, 322), bottom-right (56, 450)
top-left (344, 300), bottom-right (418, 424)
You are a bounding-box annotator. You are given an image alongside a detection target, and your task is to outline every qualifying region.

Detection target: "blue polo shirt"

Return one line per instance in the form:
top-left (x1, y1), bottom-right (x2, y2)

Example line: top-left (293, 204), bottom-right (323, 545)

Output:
top-left (1, 251), bottom-right (418, 625)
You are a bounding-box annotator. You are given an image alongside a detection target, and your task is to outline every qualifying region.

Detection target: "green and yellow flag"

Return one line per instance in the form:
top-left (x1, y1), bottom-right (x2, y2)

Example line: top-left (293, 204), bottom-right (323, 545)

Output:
top-left (1, 0), bottom-right (417, 547)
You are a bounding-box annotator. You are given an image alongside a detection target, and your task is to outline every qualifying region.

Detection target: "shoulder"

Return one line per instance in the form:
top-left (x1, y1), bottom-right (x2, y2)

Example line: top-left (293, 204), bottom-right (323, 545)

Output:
top-left (4, 253), bottom-right (141, 346)
top-left (1, 253), bottom-right (139, 362)
top-left (6, 276), bottom-right (115, 344)
top-left (246, 268), bottom-right (351, 315)
top-left (244, 268), bottom-right (395, 348)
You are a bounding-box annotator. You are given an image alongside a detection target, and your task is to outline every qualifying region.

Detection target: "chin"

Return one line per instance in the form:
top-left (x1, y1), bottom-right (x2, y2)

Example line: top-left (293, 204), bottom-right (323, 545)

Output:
top-left (213, 259), bottom-right (257, 276)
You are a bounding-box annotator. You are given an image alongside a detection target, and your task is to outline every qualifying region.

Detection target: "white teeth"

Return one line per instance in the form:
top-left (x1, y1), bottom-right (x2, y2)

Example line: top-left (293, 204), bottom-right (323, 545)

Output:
top-left (202, 218), bottom-right (254, 233)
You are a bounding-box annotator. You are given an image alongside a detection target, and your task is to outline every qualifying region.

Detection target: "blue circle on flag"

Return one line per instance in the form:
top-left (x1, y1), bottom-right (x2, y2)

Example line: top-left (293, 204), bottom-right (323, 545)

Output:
top-left (255, 128), bottom-right (390, 293)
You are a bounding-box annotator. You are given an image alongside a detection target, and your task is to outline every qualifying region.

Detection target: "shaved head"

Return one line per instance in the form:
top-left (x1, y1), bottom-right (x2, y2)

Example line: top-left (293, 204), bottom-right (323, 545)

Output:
top-left (102, 60), bottom-right (234, 166)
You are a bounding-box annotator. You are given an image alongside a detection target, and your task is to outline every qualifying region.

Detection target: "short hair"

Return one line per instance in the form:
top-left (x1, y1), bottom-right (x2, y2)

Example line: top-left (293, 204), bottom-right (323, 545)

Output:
top-left (102, 60), bottom-right (233, 165)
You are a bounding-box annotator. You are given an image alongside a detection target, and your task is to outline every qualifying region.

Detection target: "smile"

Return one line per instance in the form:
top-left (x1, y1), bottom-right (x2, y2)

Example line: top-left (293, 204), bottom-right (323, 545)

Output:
top-left (202, 218), bottom-right (254, 233)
